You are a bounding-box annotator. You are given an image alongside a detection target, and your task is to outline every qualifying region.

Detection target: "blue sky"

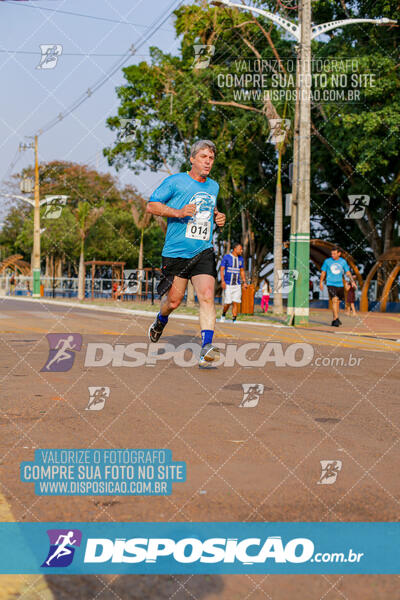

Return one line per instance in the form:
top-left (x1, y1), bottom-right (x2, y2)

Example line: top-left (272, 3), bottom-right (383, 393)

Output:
top-left (0, 0), bottom-right (188, 214)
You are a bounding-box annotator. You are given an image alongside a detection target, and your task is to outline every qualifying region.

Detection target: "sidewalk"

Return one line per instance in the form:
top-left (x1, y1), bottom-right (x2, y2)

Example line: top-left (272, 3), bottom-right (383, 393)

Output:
top-left (306, 308), bottom-right (400, 340)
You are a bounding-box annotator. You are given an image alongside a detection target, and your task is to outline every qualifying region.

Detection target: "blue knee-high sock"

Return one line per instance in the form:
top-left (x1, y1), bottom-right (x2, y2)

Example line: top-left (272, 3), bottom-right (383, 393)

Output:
top-left (201, 329), bottom-right (214, 347)
top-left (158, 312), bottom-right (168, 325)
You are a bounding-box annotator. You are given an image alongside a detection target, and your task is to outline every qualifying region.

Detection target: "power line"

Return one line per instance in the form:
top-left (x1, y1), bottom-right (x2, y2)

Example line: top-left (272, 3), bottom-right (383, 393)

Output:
top-left (0, 49), bottom-right (151, 57)
top-left (3, 1), bottom-right (175, 32)
top-left (2, 0), bottom-right (183, 188)
top-left (33, 0), bottom-right (184, 137)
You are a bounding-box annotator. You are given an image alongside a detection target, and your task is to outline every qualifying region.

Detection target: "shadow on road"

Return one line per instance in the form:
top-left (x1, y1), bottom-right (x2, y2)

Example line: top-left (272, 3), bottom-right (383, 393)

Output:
top-left (44, 574), bottom-right (224, 599)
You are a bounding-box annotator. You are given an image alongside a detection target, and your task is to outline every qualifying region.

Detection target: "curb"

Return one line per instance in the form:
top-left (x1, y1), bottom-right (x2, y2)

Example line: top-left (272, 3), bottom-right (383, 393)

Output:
top-left (3, 296), bottom-right (288, 328)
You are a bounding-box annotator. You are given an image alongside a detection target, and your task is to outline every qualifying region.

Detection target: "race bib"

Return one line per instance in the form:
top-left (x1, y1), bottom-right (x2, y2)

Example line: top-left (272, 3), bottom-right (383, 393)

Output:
top-left (185, 219), bottom-right (211, 241)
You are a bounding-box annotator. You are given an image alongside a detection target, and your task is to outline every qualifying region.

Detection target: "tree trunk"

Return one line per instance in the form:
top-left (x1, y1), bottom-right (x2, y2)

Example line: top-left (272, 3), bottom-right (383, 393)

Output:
top-left (45, 255), bottom-right (50, 278)
top-left (186, 280), bottom-right (195, 307)
top-left (78, 241), bottom-right (85, 301)
top-left (138, 228), bottom-right (144, 297)
top-left (273, 148), bottom-right (283, 314)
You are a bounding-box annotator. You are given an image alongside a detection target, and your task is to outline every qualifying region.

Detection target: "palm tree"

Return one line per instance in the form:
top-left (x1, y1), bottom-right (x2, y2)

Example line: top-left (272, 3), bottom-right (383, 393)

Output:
top-left (72, 202), bottom-right (104, 301)
top-left (127, 190), bottom-right (166, 295)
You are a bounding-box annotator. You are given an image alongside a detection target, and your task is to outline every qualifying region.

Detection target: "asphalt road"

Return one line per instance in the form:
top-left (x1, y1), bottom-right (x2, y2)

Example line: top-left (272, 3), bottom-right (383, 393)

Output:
top-left (1, 297), bottom-right (399, 599)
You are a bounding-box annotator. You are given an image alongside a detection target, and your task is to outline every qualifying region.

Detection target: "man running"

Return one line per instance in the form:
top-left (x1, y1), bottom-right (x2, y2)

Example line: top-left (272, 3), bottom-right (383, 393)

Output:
top-left (45, 531), bottom-right (77, 566)
top-left (45, 335), bottom-right (76, 370)
top-left (146, 140), bottom-right (226, 367)
top-left (219, 242), bottom-right (247, 322)
top-left (320, 247), bottom-right (356, 327)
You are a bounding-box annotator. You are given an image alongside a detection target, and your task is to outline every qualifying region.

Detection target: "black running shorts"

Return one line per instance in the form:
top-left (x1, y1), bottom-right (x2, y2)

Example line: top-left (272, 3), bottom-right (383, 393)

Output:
top-left (157, 248), bottom-right (217, 297)
top-left (327, 285), bottom-right (345, 300)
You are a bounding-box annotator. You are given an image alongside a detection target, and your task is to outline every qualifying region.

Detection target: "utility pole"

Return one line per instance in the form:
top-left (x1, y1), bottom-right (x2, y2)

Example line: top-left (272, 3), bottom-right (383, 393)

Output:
top-left (32, 135), bottom-right (41, 297)
top-left (291, 0), bottom-right (311, 325)
top-left (287, 43), bottom-right (301, 323)
top-left (19, 136), bottom-right (41, 297)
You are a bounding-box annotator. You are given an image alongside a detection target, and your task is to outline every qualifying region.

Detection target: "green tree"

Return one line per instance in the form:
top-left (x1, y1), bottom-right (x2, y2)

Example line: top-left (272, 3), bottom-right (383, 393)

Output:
top-left (104, 0), bottom-right (294, 290)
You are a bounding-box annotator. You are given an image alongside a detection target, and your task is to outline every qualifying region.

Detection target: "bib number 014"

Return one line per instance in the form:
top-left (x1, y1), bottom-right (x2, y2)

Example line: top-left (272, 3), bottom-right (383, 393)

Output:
top-left (186, 221), bottom-right (210, 241)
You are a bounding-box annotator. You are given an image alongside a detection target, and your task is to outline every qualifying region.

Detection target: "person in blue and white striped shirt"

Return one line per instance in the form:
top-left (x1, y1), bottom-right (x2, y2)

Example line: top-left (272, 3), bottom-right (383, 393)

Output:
top-left (219, 242), bottom-right (247, 322)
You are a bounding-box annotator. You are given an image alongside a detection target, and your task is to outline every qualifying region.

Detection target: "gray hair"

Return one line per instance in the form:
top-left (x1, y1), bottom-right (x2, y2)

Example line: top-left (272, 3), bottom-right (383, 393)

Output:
top-left (190, 139), bottom-right (216, 158)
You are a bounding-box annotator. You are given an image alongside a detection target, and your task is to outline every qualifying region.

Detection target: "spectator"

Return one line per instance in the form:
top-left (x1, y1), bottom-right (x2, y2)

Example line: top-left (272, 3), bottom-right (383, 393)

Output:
top-left (320, 247), bottom-right (357, 327)
top-left (9, 274), bottom-right (16, 296)
top-left (345, 278), bottom-right (357, 316)
top-left (261, 279), bottom-right (270, 313)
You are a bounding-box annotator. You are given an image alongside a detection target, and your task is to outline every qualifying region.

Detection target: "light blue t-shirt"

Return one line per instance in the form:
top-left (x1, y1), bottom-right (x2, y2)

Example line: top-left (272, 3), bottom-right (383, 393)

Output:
top-left (221, 253), bottom-right (244, 285)
top-left (149, 173), bottom-right (219, 258)
top-left (322, 257), bottom-right (350, 287)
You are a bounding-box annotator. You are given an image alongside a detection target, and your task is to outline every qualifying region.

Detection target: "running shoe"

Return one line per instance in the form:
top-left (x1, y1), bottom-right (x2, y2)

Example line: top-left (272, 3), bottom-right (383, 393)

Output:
top-left (331, 319), bottom-right (340, 327)
top-left (148, 315), bottom-right (167, 343)
top-left (218, 315), bottom-right (226, 323)
top-left (199, 343), bottom-right (220, 368)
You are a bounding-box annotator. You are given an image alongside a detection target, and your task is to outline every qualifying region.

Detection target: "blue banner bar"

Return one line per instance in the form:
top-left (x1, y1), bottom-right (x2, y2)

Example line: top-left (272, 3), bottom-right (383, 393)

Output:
top-left (0, 523), bottom-right (399, 574)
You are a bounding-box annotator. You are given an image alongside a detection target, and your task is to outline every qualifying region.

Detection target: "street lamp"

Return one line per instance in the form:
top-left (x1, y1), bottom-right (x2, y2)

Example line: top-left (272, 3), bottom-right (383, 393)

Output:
top-left (211, 0), bottom-right (396, 325)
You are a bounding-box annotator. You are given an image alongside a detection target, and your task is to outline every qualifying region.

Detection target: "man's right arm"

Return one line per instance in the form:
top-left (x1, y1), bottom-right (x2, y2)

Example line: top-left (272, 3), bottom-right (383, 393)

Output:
top-left (147, 202), bottom-right (183, 219)
top-left (220, 266), bottom-right (226, 289)
top-left (146, 177), bottom-right (195, 219)
top-left (320, 261), bottom-right (327, 290)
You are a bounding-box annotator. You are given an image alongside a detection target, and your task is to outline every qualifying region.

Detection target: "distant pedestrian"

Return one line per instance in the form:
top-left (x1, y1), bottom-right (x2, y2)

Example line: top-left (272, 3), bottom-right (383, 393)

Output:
top-left (320, 247), bottom-right (356, 327)
top-left (261, 279), bottom-right (270, 313)
top-left (345, 278), bottom-right (357, 316)
top-left (219, 242), bottom-right (247, 322)
top-left (9, 274), bottom-right (16, 296)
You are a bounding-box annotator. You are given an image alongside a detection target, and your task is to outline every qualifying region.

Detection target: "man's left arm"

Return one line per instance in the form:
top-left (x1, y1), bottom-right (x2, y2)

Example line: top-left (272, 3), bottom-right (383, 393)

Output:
top-left (240, 258), bottom-right (247, 288)
top-left (214, 206), bottom-right (226, 227)
top-left (240, 268), bottom-right (248, 288)
top-left (346, 270), bottom-right (357, 287)
top-left (344, 260), bottom-right (356, 287)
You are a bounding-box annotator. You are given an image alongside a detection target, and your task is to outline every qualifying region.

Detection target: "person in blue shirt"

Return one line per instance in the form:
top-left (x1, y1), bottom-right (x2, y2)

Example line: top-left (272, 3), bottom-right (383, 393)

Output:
top-left (146, 140), bottom-right (226, 367)
top-left (320, 247), bottom-right (356, 327)
top-left (219, 242), bottom-right (247, 322)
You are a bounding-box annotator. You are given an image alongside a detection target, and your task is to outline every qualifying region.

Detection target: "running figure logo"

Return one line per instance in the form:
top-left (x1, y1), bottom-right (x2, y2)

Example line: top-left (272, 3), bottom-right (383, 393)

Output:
top-left (85, 386), bottom-right (110, 411)
top-left (41, 334), bottom-right (82, 372)
top-left (239, 384), bottom-right (264, 408)
top-left (36, 45), bottom-right (63, 70)
top-left (267, 119), bottom-right (291, 144)
top-left (276, 270), bottom-right (299, 294)
top-left (192, 45), bottom-right (215, 69)
top-left (345, 195), bottom-right (370, 219)
top-left (43, 195), bottom-right (68, 220)
top-left (41, 529), bottom-right (82, 568)
top-left (317, 460), bottom-right (342, 485)
top-left (117, 118), bottom-right (141, 143)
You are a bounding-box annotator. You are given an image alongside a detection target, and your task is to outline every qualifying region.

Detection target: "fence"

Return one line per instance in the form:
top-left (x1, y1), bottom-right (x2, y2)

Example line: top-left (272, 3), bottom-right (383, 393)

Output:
top-left (0, 272), bottom-right (162, 301)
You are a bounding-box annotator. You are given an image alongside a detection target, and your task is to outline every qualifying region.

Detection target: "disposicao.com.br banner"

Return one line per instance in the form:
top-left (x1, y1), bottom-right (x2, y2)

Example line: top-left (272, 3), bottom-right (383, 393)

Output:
top-left (0, 522), bottom-right (399, 575)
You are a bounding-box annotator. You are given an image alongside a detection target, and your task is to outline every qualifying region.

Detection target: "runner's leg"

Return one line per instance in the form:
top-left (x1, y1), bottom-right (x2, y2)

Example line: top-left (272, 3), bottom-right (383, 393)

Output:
top-left (222, 303), bottom-right (230, 317)
top-left (192, 274), bottom-right (216, 331)
top-left (232, 301), bottom-right (238, 318)
top-left (332, 296), bottom-right (339, 320)
top-left (160, 276), bottom-right (188, 316)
